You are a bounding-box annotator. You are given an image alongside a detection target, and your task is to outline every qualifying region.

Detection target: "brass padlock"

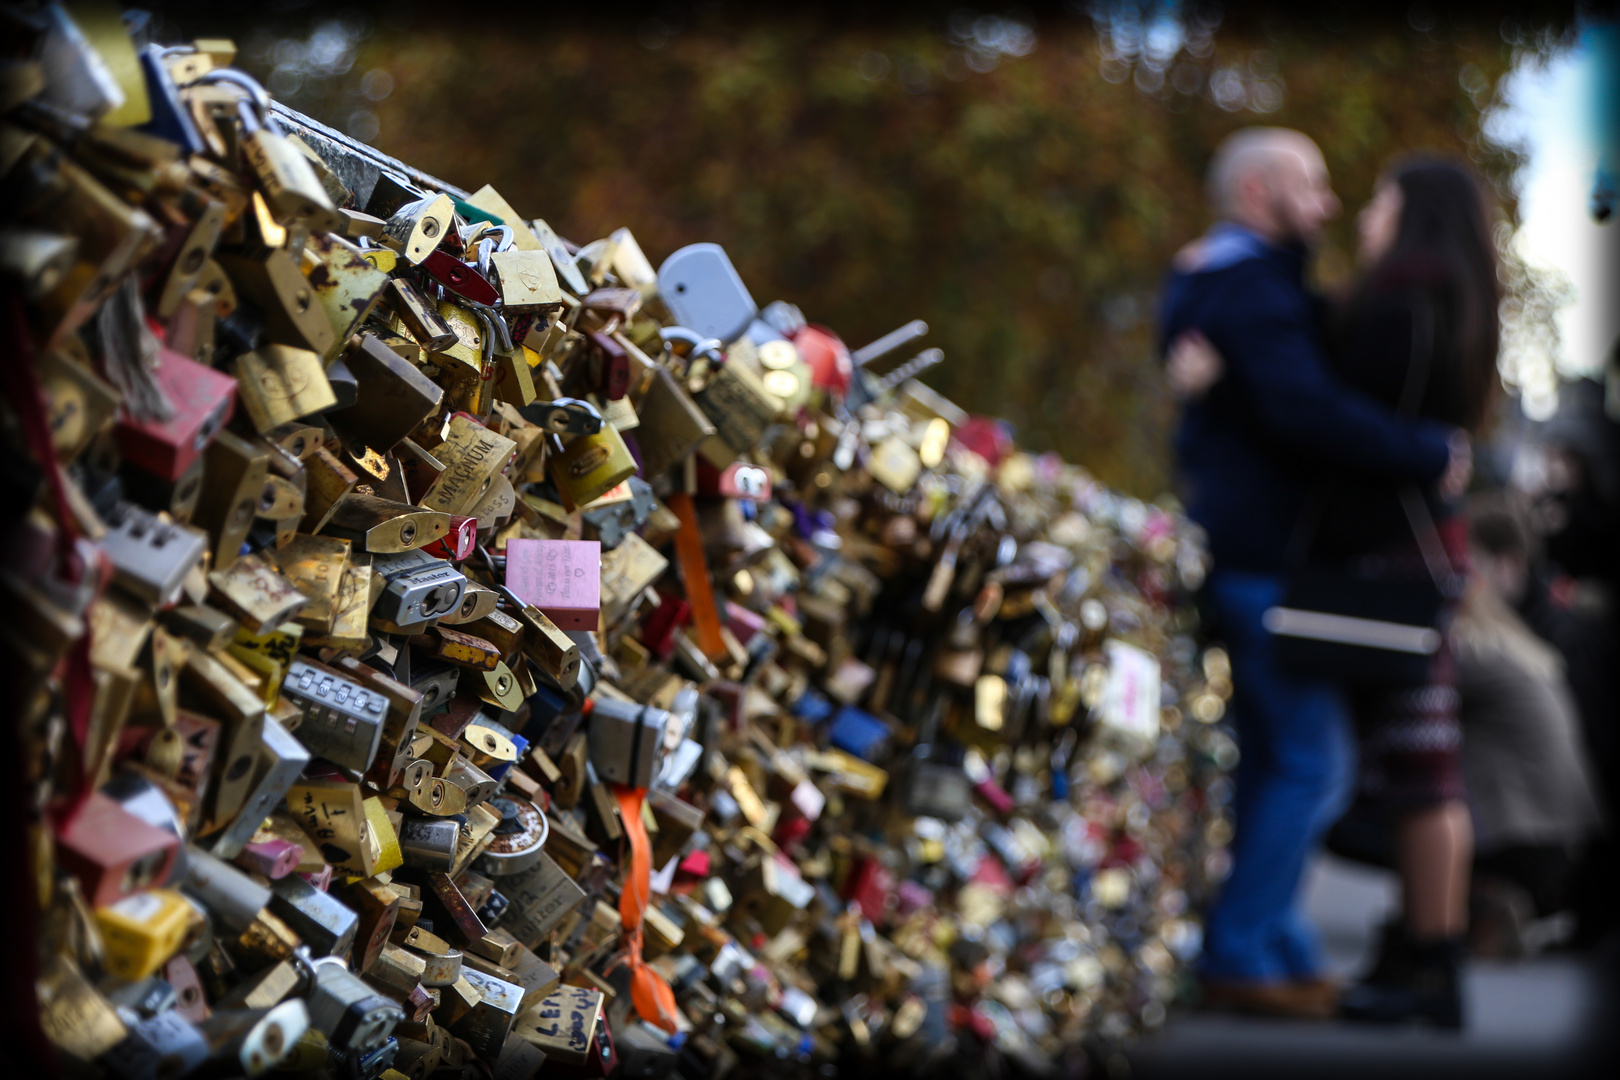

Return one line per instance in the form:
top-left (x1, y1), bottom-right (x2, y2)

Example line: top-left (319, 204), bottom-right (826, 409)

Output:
top-left (384, 193), bottom-right (455, 265)
top-left (233, 344), bottom-right (335, 433)
top-left (383, 278), bottom-right (457, 352)
top-left (217, 247), bottom-right (335, 357)
top-left (192, 430), bottom-right (271, 570)
top-left (326, 334), bottom-right (444, 456)
top-left (201, 69), bottom-right (342, 234)
top-left (324, 493), bottom-right (450, 553)
top-left (304, 232), bottom-right (390, 360)
top-left (548, 415), bottom-right (636, 511)
top-left (419, 415), bottom-right (516, 518)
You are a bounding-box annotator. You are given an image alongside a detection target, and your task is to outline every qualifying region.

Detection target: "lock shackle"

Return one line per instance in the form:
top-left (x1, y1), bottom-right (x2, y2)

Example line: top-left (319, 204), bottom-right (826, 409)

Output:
top-left (542, 397), bottom-right (604, 453)
top-left (199, 68), bottom-right (275, 130)
top-left (460, 221), bottom-right (514, 252)
top-left (658, 326), bottom-right (723, 366)
top-left (467, 302), bottom-right (514, 355)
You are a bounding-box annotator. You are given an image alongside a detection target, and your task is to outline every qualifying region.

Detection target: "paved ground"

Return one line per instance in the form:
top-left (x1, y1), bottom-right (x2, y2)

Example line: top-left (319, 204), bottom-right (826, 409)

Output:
top-left (1124, 854), bottom-right (1617, 1080)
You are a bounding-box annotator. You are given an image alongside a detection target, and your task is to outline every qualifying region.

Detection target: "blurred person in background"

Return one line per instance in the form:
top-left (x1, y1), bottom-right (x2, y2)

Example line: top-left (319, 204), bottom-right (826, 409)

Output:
top-left (1158, 130), bottom-right (1469, 1021)
top-left (1166, 153), bottom-right (1497, 1027)
top-left (1454, 494), bottom-right (1604, 957)
top-left (1513, 386), bottom-right (1620, 949)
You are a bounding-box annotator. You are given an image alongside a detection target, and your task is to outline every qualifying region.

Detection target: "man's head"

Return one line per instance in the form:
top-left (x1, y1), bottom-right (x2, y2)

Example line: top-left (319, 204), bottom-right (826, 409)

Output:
top-left (1207, 128), bottom-right (1340, 246)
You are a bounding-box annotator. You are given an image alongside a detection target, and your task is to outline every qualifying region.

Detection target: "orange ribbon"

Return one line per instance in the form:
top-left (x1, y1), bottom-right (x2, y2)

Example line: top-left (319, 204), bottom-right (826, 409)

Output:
top-left (610, 784), bottom-right (679, 1033)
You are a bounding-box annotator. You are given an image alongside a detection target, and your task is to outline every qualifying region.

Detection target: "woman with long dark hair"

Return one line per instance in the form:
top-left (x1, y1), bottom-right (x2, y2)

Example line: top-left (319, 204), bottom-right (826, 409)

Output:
top-left (1169, 154), bottom-right (1502, 1028)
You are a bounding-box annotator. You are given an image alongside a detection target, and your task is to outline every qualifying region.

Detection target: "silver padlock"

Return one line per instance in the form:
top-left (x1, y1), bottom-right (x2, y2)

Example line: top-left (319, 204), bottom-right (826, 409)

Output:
top-left (372, 548), bottom-right (468, 629)
top-left (268, 874), bottom-right (358, 958)
top-left (209, 717), bottom-right (311, 861)
top-left (397, 816), bottom-right (460, 872)
top-left (656, 243), bottom-right (757, 345)
top-left (181, 845), bottom-right (272, 934)
top-left (101, 501), bottom-right (209, 605)
top-left (281, 659), bottom-right (387, 773)
top-left (104, 1011), bottom-right (210, 1080)
top-left (586, 697), bottom-right (670, 790)
top-left (298, 952), bottom-right (404, 1056)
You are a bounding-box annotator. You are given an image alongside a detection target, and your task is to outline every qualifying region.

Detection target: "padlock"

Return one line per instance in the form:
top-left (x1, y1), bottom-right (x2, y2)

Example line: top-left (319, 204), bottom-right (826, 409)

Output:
top-left (267, 872), bottom-right (358, 958)
top-left (270, 534), bottom-right (349, 635)
top-left (586, 331), bottom-right (631, 400)
top-left (233, 344), bottom-right (335, 433)
top-left (93, 887), bottom-right (192, 982)
top-left (504, 538), bottom-right (600, 631)
top-left (384, 193), bottom-right (454, 265)
top-left (195, 713), bottom-right (302, 862)
top-left (515, 984), bottom-right (604, 1067)
top-left (281, 659), bottom-right (388, 773)
top-left (325, 493), bottom-right (451, 553)
top-left (472, 794), bottom-right (549, 878)
top-left (298, 445), bottom-right (359, 534)
top-left (397, 815), bottom-right (459, 874)
top-left (490, 247), bottom-right (563, 313)
top-left (192, 430), bottom-right (270, 571)
top-left (181, 845), bottom-right (273, 933)
top-left (112, 343), bottom-right (236, 482)
top-left (303, 955), bottom-right (405, 1055)
top-left (452, 967), bottom-right (525, 1061)
top-left (216, 245), bottom-right (335, 357)
top-left (284, 770), bottom-right (373, 877)
top-left (418, 414), bottom-right (516, 517)
top-left (206, 551), bottom-right (307, 634)
top-left (15, 142), bottom-right (163, 345)
top-left (199, 69), bottom-right (340, 234)
top-left (422, 248), bottom-right (500, 306)
top-left (422, 514), bottom-right (478, 562)
top-left (656, 243), bottom-right (756, 344)
top-left (100, 501), bottom-right (209, 606)
top-left (305, 231), bottom-right (390, 359)
top-left (586, 697), bottom-right (670, 789)
top-left (691, 357), bottom-right (783, 458)
top-left (548, 422), bottom-right (636, 511)
top-left (393, 924), bottom-right (464, 987)
top-left (517, 397), bottom-right (603, 437)
top-left (325, 334), bottom-right (445, 456)
top-left (382, 276), bottom-right (457, 351)
top-left (443, 755), bottom-right (498, 810)
top-left (372, 549), bottom-right (468, 630)
top-left (106, 1011), bottom-right (211, 1080)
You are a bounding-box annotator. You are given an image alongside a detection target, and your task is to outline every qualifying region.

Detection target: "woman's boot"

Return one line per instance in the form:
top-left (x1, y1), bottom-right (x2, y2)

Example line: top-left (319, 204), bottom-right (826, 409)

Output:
top-left (1338, 933), bottom-right (1466, 1029)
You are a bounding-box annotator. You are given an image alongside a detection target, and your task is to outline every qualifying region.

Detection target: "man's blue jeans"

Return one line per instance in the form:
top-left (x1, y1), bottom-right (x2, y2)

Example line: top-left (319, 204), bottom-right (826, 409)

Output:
top-left (1200, 570), bottom-right (1356, 983)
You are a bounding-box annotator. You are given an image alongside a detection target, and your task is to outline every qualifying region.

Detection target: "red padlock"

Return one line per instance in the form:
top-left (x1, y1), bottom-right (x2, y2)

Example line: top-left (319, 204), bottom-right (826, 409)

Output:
top-left (56, 792), bottom-right (181, 909)
top-left (420, 249), bottom-right (500, 306)
top-left (588, 331), bottom-right (630, 401)
top-left (841, 856), bottom-right (897, 926)
top-left (113, 342), bottom-right (236, 481)
top-left (423, 515), bottom-right (478, 562)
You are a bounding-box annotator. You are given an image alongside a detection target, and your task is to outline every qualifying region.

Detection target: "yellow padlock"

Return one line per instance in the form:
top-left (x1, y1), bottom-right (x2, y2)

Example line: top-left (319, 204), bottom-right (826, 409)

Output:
top-left (548, 417), bottom-right (636, 510)
top-left (95, 888), bottom-right (193, 981)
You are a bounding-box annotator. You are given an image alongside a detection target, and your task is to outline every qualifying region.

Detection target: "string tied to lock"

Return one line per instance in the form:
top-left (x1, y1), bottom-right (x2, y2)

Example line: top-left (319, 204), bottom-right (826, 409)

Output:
top-left (604, 783), bottom-right (680, 1034)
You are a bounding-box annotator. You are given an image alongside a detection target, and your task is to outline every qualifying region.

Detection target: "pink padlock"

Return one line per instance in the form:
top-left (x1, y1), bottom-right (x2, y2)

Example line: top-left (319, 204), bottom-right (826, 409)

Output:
top-left (299, 863), bottom-right (334, 892)
top-left (504, 538), bottom-right (601, 630)
top-left (237, 836), bottom-right (302, 879)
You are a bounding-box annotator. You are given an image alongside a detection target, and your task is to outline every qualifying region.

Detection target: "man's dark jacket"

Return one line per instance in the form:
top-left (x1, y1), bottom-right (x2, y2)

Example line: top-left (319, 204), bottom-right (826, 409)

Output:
top-left (1159, 223), bottom-right (1452, 573)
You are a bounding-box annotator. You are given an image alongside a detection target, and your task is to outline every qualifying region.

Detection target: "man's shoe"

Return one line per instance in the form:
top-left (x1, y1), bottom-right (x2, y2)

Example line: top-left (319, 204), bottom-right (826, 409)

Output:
top-left (1339, 935), bottom-right (1465, 1029)
top-left (1201, 977), bottom-right (1339, 1020)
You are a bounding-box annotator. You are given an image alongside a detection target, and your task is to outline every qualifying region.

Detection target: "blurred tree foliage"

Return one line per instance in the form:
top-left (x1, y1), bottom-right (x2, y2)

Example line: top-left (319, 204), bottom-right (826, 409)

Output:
top-left (188, 2), bottom-right (1566, 495)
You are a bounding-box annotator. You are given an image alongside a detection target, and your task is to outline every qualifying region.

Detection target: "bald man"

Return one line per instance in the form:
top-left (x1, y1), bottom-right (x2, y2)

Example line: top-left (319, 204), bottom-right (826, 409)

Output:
top-left (1159, 128), bottom-right (1464, 1018)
